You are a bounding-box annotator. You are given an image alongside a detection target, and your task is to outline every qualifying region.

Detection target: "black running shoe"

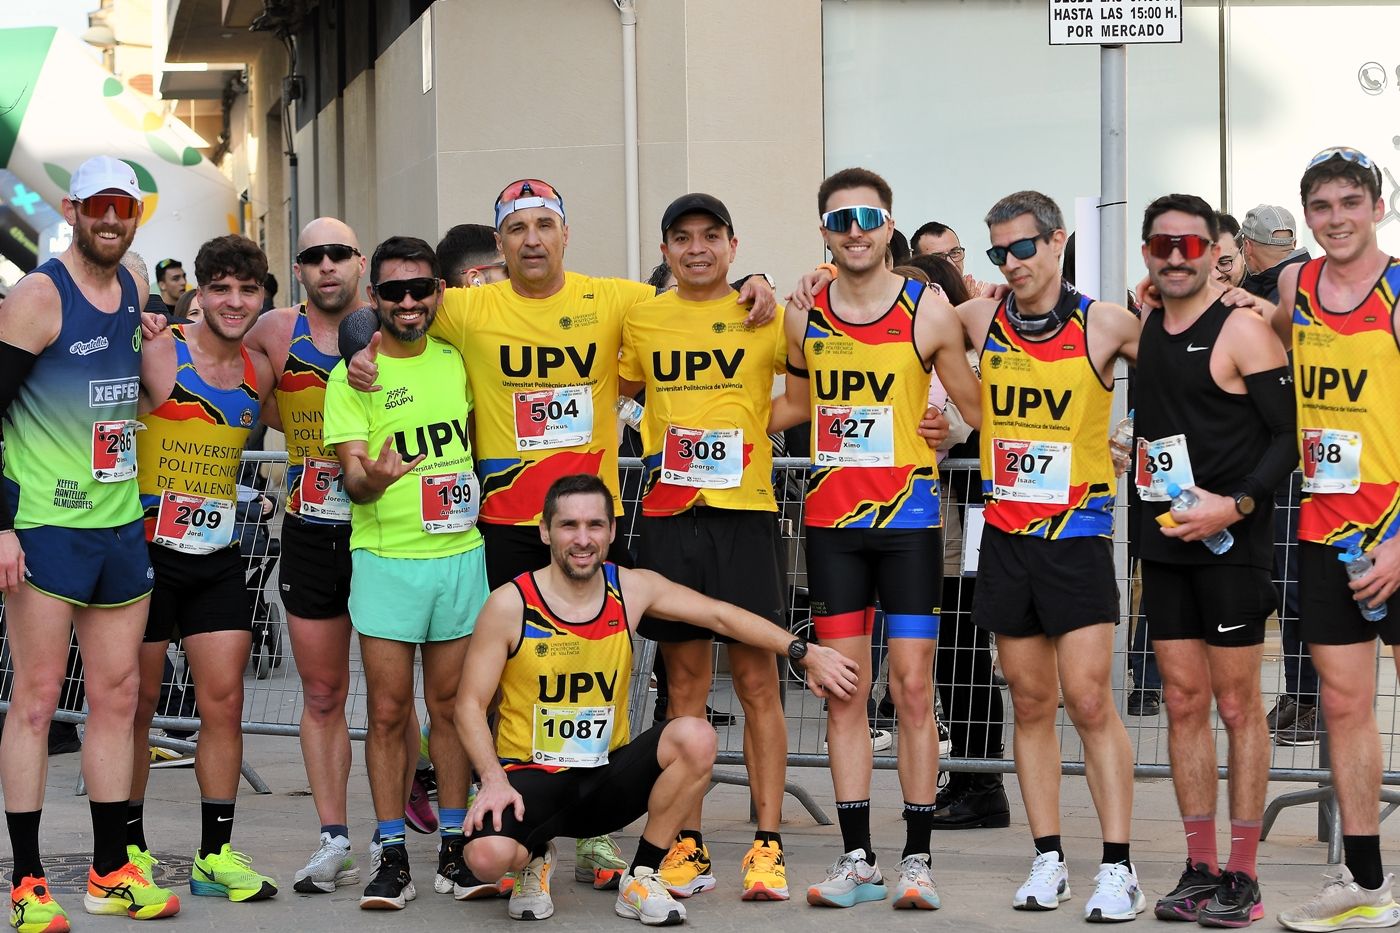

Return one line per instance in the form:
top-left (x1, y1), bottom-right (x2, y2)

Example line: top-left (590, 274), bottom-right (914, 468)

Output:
top-left (1154, 860), bottom-right (1221, 922)
top-left (1197, 870), bottom-right (1264, 928)
top-left (360, 844), bottom-right (415, 910)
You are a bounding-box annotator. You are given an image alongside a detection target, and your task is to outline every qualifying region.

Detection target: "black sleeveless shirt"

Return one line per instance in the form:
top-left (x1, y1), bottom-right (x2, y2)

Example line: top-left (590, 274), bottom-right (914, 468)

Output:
top-left (1135, 299), bottom-right (1273, 567)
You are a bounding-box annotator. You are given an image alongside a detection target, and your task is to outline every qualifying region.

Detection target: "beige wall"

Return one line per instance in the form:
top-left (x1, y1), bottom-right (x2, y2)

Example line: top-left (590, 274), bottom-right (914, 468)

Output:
top-left (262, 0), bottom-right (824, 292)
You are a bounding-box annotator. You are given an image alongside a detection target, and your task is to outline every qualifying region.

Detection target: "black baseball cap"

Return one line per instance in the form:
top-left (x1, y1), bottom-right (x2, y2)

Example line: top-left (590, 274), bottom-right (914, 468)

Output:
top-left (661, 193), bottom-right (733, 238)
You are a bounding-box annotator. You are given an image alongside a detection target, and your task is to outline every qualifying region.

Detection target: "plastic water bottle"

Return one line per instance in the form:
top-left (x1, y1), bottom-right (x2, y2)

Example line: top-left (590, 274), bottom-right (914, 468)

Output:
top-left (1109, 408), bottom-right (1134, 474)
top-left (1110, 408), bottom-right (1135, 452)
top-left (1166, 482), bottom-right (1234, 555)
top-left (615, 397), bottom-right (643, 431)
top-left (1339, 546), bottom-right (1389, 622)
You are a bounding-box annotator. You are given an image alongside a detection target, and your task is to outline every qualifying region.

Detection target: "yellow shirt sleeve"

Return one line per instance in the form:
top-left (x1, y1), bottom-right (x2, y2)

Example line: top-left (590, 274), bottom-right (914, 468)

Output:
top-left (429, 287), bottom-right (478, 355)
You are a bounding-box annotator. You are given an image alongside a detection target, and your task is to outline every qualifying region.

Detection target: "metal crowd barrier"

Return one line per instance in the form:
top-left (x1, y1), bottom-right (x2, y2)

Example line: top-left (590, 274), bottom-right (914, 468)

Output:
top-left (2, 453), bottom-right (1397, 856)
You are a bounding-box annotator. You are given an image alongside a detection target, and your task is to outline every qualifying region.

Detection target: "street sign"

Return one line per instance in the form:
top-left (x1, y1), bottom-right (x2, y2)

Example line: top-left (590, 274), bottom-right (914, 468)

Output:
top-left (1048, 0), bottom-right (1183, 45)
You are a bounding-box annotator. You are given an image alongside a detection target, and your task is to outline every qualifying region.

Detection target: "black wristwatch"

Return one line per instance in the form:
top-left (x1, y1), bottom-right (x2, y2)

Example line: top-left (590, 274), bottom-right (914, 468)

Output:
top-left (1233, 492), bottom-right (1256, 516)
top-left (786, 637), bottom-right (809, 663)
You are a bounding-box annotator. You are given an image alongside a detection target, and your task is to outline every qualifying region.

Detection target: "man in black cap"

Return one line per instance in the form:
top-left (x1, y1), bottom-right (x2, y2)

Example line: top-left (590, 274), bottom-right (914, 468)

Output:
top-left (617, 193), bottom-right (794, 902)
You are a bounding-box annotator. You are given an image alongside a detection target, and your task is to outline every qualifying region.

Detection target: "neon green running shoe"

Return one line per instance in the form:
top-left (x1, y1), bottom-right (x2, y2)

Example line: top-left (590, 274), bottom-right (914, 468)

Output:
top-left (577, 835), bottom-right (627, 890)
top-left (10, 874), bottom-right (70, 933)
top-left (125, 847), bottom-right (158, 882)
top-left (190, 846), bottom-right (278, 902)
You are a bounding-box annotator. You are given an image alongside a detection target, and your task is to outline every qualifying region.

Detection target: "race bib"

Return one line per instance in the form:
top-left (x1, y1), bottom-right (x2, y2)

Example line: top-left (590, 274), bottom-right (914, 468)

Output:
top-left (91, 420), bottom-right (143, 482)
top-left (514, 386), bottom-right (593, 451)
top-left (1301, 428), bottom-right (1362, 494)
top-left (532, 704), bottom-right (614, 768)
top-left (298, 456), bottom-right (352, 521)
top-left (991, 438), bottom-right (1072, 504)
top-left (1134, 434), bottom-right (1195, 502)
top-left (420, 470), bottom-right (481, 533)
top-left (813, 405), bottom-right (894, 467)
top-left (153, 491), bottom-right (234, 555)
top-left (660, 426), bottom-right (742, 488)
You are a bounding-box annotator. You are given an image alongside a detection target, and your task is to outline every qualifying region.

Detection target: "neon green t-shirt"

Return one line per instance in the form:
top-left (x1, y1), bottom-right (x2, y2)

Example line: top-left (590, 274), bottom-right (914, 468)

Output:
top-left (323, 335), bottom-right (483, 558)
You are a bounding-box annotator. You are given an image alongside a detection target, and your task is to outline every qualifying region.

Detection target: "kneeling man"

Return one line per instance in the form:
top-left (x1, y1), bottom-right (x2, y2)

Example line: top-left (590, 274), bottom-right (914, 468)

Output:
top-left (457, 474), bottom-right (857, 925)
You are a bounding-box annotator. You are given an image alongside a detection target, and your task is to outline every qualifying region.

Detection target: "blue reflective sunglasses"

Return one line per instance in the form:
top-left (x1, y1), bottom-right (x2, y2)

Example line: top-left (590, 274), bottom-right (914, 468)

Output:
top-left (1307, 147), bottom-right (1383, 188)
top-left (821, 206), bottom-right (890, 233)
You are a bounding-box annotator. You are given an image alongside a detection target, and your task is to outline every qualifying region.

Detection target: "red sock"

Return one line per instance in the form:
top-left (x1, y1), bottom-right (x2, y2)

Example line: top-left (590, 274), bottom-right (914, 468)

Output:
top-left (1183, 815), bottom-right (1218, 872)
top-left (1225, 820), bottom-right (1262, 879)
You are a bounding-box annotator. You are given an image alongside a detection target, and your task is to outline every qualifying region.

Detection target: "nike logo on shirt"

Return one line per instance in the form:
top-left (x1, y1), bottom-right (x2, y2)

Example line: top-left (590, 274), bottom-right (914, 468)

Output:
top-left (1187, 344), bottom-right (1210, 352)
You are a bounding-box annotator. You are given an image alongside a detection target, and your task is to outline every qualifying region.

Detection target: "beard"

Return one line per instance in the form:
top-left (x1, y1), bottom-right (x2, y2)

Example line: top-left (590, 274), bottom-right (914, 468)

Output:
top-left (74, 221), bottom-right (134, 271)
top-left (552, 543), bottom-right (602, 581)
top-left (377, 305), bottom-right (436, 343)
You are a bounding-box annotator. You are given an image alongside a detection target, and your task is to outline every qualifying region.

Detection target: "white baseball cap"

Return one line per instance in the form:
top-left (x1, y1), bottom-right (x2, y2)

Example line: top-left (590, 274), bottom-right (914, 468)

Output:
top-left (69, 156), bottom-right (142, 200)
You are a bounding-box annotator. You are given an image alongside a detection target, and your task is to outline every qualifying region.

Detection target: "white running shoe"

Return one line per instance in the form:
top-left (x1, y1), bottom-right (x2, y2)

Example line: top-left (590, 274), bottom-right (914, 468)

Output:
top-left (892, 853), bottom-right (941, 910)
top-left (1014, 851), bottom-right (1071, 910)
top-left (1278, 867), bottom-right (1400, 931)
top-left (806, 849), bottom-right (887, 908)
top-left (509, 842), bottom-right (555, 921)
top-left (1084, 862), bottom-right (1146, 922)
top-left (615, 867), bottom-right (686, 926)
top-left (293, 832), bottom-right (358, 894)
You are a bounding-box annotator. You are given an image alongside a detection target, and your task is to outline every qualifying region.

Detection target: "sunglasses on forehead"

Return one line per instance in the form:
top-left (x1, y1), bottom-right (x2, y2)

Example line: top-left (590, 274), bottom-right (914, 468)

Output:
top-left (1145, 233), bottom-right (1213, 260)
top-left (820, 206), bottom-right (891, 233)
top-left (372, 277), bottom-right (440, 303)
top-left (1307, 146), bottom-right (1383, 188)
top-left (985, 235), bottom-right (1049, 267)
top-left (76, 193), bottom-right (140, 221)
top-left (296, 243), bottom-right (361, 266)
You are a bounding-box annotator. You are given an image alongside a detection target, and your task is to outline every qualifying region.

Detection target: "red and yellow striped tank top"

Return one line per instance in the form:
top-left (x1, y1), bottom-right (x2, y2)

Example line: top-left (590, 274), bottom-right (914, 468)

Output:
top-left (802, 279), bottom-right (940, 529)
top-left (1293, 256), bottom-right (1400, 550)
top-left (978, 289), bottom-right (1115, 539)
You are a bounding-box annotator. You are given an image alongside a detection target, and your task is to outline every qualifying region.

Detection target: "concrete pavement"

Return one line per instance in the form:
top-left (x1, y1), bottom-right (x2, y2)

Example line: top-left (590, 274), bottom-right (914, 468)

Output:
top-left (1, 730), bottom-right (1371, 932)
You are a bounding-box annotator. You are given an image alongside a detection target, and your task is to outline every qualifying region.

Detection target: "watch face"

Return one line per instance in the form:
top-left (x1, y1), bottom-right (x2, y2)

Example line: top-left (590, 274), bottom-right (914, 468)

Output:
top-left (1236, 494), bottom-right (1255, 515)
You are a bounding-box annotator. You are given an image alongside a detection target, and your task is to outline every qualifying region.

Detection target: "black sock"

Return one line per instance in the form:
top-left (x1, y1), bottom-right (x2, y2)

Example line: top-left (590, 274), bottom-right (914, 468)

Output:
top-left (1344, 835), bottom-right (1385, 890)
top-left (902, 802), bottom-right (936, 859)
top-left (321, 823), bottom-right (349, 841)
top-left (126, 800), bottom-right (147, 851)
top-left (1102, 841), bottom-right (1130, 867)
top-left (6, 810), bottom-right (43, 884)
top-left (679, 829), bottom-right (704, 850)
top-left (632, 838), bottom-right (668, 873)
top-left (754, 830), bottom-right (782, 849)
top-left (90, 800), bottom-right (129, 875)
top-left (1033, 835), bottom-right (1064, 861)
top-left (200, 798), bottom-right (236, 858)
top-left (836, 799), bottom-right (873, 862)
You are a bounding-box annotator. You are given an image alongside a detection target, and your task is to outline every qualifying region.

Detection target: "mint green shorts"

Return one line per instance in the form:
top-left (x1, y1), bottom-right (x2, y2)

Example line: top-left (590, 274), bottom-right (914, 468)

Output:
top-left (349, 546), bottom-right (488, 643)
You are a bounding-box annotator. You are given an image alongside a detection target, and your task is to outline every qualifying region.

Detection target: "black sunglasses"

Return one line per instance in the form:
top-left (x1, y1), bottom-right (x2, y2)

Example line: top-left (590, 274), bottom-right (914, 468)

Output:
top-left (296, 243), bottom-right (361, 266)
top-left (986, 235), bottom-right (1048, 267)
top-left (372, 277), bottom-right (440, 303)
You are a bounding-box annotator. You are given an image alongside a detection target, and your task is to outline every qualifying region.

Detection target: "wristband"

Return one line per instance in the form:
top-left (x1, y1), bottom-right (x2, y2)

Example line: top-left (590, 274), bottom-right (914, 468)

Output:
top-left (817, 263), bottom-right (839, 280)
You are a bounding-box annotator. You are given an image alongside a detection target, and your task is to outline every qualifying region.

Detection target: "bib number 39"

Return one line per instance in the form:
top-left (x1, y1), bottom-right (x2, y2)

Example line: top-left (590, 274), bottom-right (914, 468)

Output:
top-left (91, 420), bottom-right (143, 482)
top-left (1134, 434), bottom-right (1195, 502)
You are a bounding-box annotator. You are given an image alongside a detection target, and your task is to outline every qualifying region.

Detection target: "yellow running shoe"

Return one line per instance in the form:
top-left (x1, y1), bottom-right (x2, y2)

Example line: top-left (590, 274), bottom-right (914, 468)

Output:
top-left (190, 845), bottom-right (278, 902)
top-left (741, 840), bottom-right (789, 901)
top-left (126, 847), bottom-right (158, 882)
top-left (84, 861), bottom-right (180, 920)
top-left (9, 875), bottom-right (70, 933)
top-left (659, 837), bottom-right (715, 898)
